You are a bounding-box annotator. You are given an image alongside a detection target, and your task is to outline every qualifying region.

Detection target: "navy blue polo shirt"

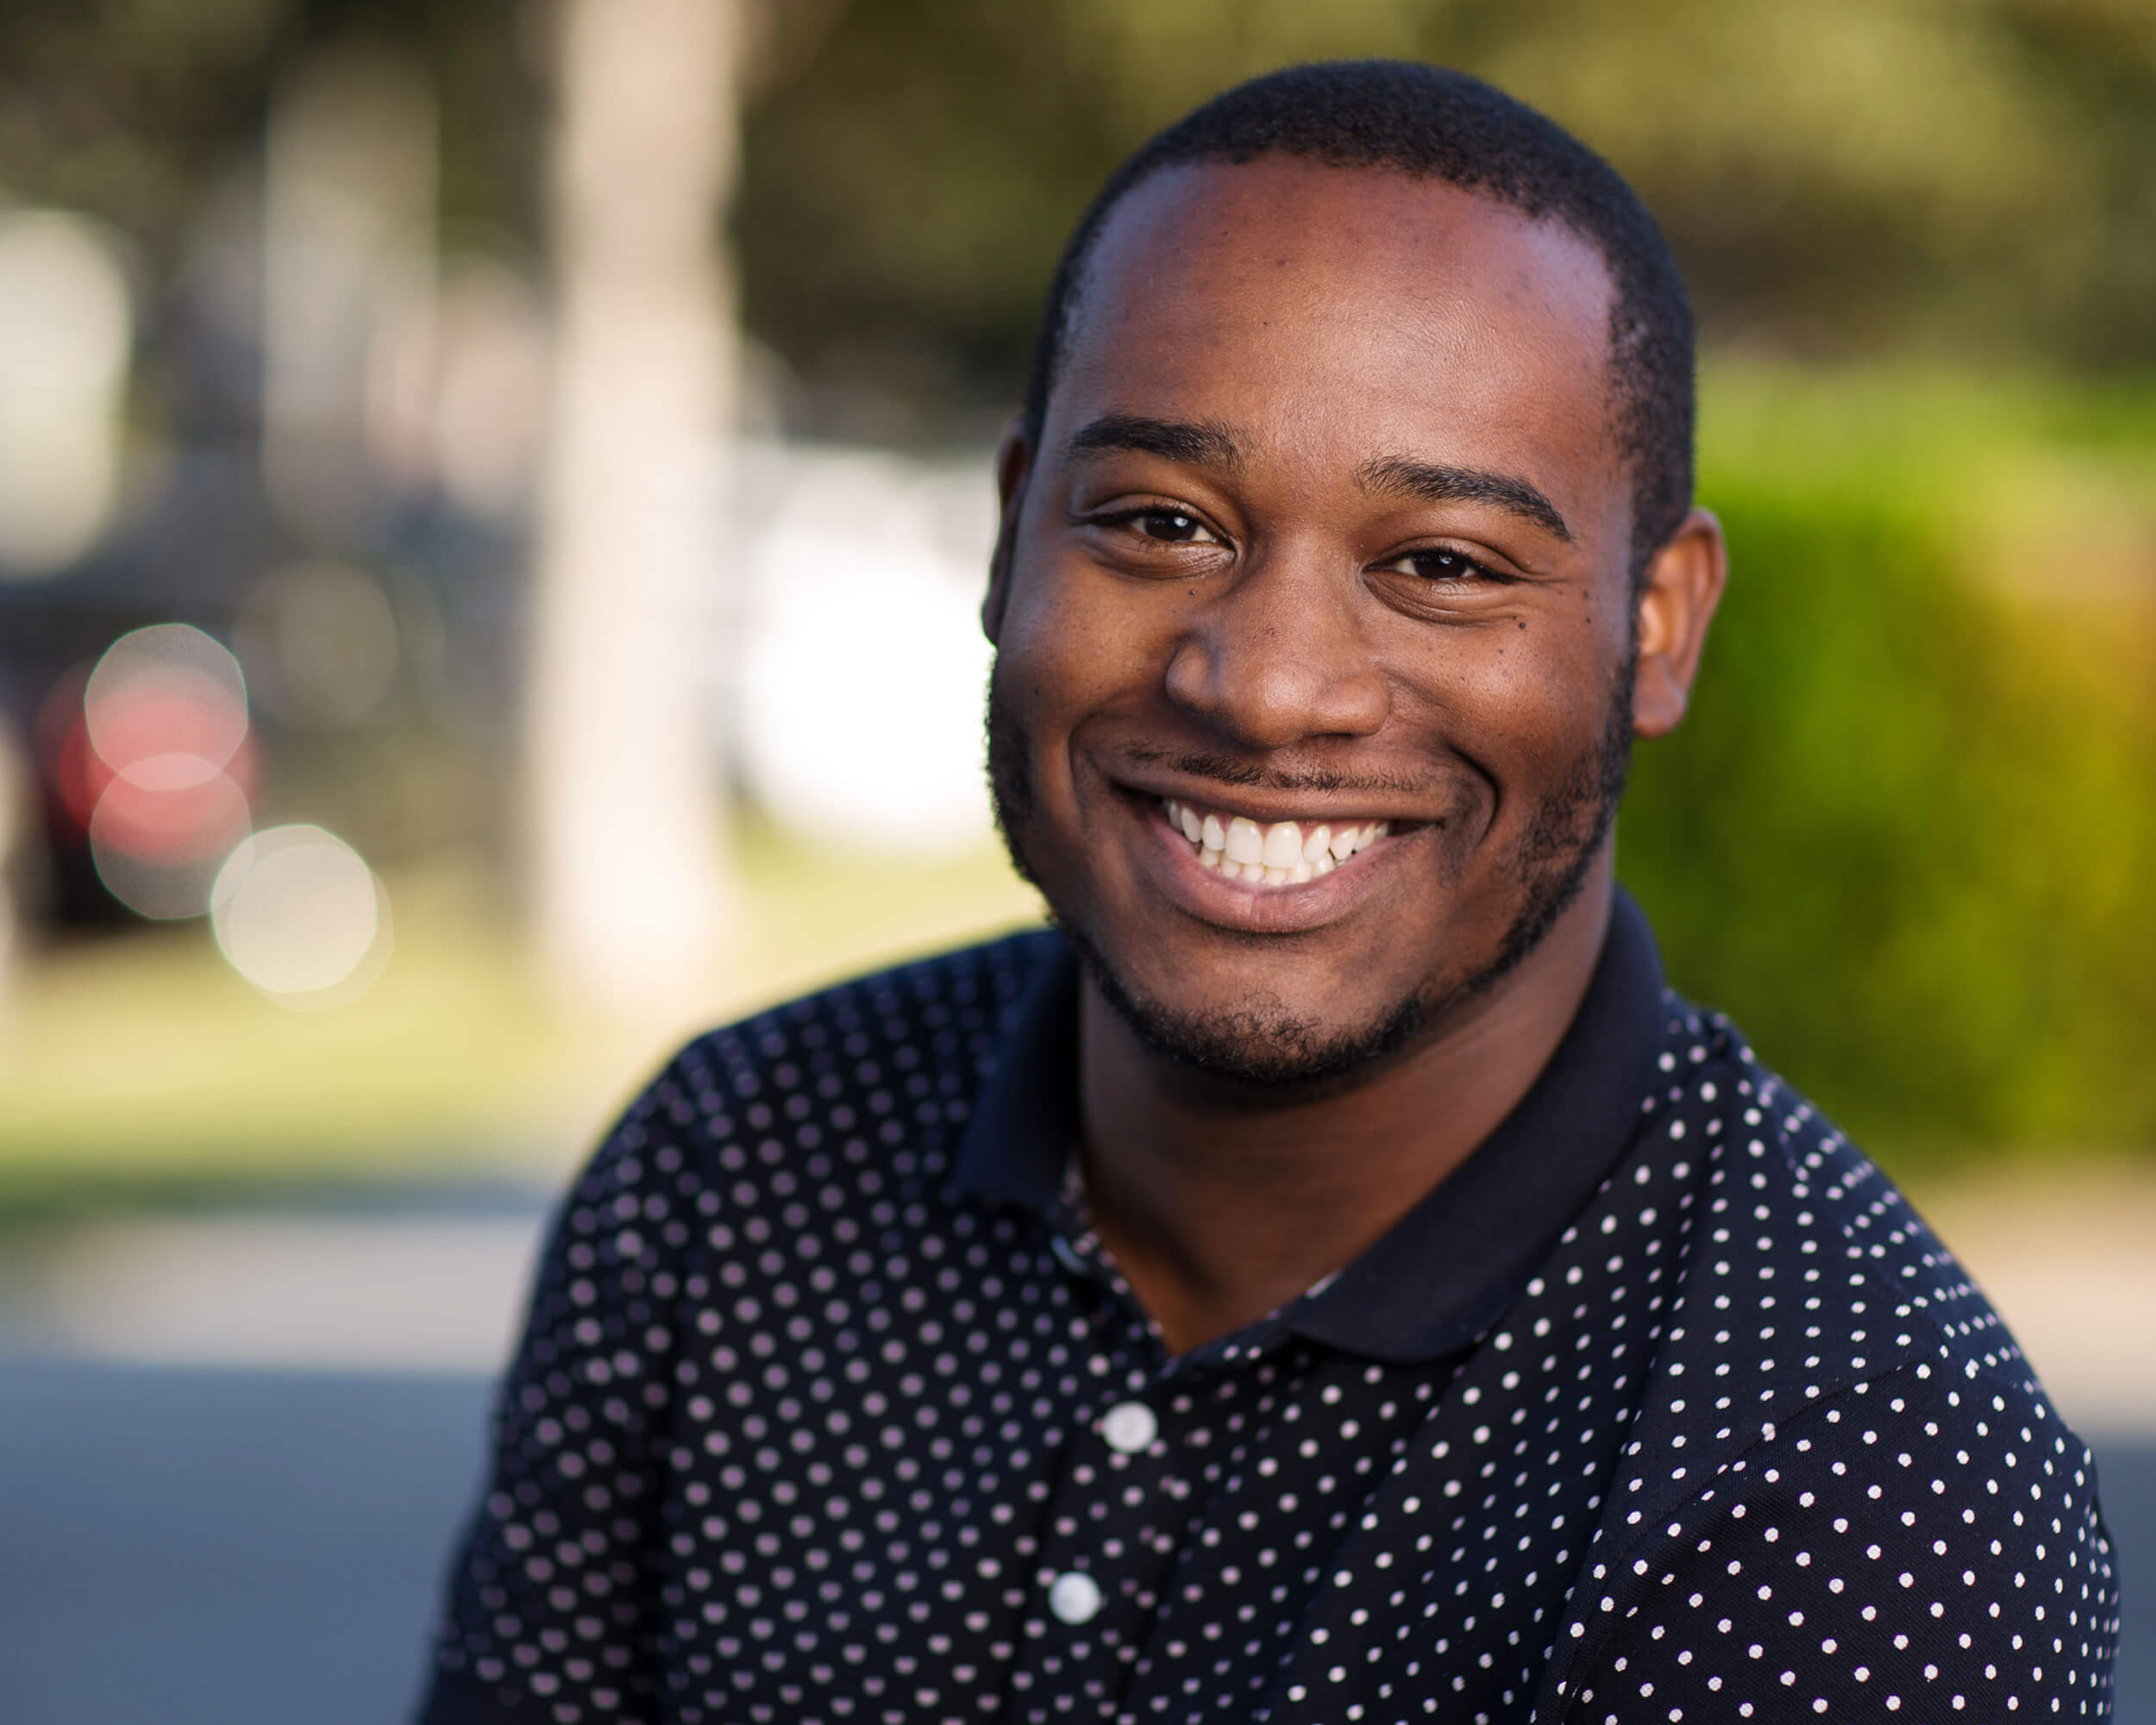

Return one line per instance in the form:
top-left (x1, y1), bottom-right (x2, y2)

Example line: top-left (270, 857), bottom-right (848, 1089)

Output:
top-left (418, 895), bottom-right (2119, 1723)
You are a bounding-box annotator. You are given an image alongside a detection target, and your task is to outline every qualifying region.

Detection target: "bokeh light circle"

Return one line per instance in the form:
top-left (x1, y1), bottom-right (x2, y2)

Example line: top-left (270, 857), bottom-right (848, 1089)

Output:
top-left (87, 758), bottom-right (254, 863)
top-left (89, 770), bottom-right (251, 919)
top-left (210, 825), bottom-right (390, 1000)
top-left (84, 624), bottom-right (249, 775)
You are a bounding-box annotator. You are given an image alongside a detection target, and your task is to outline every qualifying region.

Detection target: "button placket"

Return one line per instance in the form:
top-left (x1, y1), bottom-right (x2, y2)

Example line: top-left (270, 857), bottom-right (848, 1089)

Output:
top-left (1008, 1371), bottom-right (1188, 1720)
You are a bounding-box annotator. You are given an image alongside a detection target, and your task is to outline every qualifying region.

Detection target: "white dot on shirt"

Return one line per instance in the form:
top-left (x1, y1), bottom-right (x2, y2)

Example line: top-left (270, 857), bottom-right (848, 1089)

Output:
top-left (1049, 1571), bottom-right (1105, 1625)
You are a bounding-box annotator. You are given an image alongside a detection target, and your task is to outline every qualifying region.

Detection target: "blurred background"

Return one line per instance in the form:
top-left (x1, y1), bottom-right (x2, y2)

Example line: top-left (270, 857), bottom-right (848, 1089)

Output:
top-left (0, 1), bottom-right (2148, 1720)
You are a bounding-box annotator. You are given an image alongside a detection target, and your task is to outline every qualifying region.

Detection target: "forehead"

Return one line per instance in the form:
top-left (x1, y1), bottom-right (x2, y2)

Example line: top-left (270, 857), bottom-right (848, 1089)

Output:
top-left (1053, 158), bottom-right (1623, 510)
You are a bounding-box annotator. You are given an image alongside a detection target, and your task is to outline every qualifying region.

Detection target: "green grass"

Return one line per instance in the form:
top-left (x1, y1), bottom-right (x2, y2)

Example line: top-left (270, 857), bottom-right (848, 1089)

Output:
top-left (0, 826), bottom-right (1044, 1208)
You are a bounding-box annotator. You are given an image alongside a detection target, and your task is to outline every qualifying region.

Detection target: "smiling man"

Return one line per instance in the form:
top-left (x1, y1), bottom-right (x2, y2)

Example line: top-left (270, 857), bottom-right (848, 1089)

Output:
top-left (420, 63), bottom-right (2118, 1725)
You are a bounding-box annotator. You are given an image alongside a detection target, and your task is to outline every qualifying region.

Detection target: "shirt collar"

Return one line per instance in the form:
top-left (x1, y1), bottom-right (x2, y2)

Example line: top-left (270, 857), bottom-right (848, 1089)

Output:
top-left (950, 892), bottom-right (1669, 1364)
top-left (1284, 890), bottom-right (1667, 1361)
top-left (949, 928), bottom-right (1082, 1212)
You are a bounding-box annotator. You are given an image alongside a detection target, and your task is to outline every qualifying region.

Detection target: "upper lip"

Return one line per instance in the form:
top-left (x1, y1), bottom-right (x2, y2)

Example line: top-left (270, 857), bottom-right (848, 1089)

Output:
top-left (1111, 771), bottom-right (1426, 831)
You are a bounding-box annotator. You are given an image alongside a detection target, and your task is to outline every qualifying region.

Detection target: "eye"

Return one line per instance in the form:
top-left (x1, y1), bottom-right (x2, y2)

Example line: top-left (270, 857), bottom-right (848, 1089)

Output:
top-left (1081, 502), bottom-right (1223, 547)
top-left (1380, 546), bottom-right (1509, 586)
top-left (1123, 507), bottom-right (1213, 544)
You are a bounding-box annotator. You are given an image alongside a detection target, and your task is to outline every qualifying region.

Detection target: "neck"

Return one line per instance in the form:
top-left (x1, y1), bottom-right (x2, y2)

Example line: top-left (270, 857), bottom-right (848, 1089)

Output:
top-left (1076, 862), bottom-right (1615, 1356)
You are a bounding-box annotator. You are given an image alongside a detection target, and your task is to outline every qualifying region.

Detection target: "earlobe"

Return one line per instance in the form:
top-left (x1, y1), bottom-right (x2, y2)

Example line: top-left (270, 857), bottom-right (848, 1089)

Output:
top-left (981, 419), bottom-right (1035, 645)
top-left (1631, 508), bottom-right (1728, 739)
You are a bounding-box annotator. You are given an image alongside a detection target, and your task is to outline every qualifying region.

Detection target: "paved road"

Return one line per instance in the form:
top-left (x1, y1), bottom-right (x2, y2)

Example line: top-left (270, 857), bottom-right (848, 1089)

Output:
top-left (3, 1358), bottom-right (2151, 1724)
top-left (3, 1360), bottom-right (487, 1725)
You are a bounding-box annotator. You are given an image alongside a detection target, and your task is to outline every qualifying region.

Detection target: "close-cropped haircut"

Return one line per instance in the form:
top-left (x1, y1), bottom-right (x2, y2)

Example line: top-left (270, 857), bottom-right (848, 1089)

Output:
top-left (1019, 61), bottom-right (1695, 582)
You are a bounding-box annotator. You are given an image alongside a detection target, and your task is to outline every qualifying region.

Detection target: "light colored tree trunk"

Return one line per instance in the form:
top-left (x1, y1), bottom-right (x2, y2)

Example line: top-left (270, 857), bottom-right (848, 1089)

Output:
top-left (262, 46), bottom-right (435, 547)
top-left (524, 0), bottom-right (740, 1016)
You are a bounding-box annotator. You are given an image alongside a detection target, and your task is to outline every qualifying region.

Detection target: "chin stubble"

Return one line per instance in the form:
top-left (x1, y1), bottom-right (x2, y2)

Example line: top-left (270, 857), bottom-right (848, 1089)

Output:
top-left (983, 659), bottom-right (1633, 1091)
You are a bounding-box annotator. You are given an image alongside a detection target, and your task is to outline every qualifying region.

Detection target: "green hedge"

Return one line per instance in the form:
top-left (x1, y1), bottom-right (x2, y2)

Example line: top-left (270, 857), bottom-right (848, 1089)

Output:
top-left (1620, 388), bottom-right (2156, 1160)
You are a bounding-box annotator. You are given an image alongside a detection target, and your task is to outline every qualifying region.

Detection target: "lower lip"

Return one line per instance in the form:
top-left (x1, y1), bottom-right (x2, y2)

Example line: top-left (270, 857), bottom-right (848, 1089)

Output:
top-left (1127, 797), bottom-right (1401, 934)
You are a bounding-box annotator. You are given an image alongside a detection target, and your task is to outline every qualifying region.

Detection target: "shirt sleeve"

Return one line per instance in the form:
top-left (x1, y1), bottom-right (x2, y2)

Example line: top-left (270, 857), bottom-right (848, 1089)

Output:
top-left (1563, 1361), bottom-right (2122, 1722)
top-left (417, 1061), bottom-right (700, 1725)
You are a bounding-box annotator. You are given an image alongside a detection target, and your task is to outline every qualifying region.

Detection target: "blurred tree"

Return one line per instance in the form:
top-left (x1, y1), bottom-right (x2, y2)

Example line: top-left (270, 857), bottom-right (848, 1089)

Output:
top-left (734, 0), bottom-right (2156, 428)
top-left (0, 0), bottom-right (536, 263)
top-left (522, 0), bottom-right (741, 1015)
top-left (0, 0), bottom-right (540, 460)
top-left (5, 1), bottom-right (2148, 423)
top-left (1620, 390), bottom-right (2156, 1156)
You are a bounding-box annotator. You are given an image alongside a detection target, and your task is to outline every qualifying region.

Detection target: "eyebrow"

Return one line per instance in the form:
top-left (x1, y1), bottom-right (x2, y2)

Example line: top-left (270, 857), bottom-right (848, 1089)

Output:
top-left (1357, 455), bottom-right (1573, 543)
top-left (1065, 413), bottom-right (1241, 469)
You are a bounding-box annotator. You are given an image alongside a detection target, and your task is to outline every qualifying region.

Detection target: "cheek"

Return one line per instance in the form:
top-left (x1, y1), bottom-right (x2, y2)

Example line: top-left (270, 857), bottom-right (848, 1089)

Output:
top-left (996, 561), bottom-right (1169, 735)
top-left (1375, 656), bottom-right (1524, 766)
top-left (1452, 619), bottom-right (1615, 751)
top-left (1382, 622), bottom-right (1615, 850)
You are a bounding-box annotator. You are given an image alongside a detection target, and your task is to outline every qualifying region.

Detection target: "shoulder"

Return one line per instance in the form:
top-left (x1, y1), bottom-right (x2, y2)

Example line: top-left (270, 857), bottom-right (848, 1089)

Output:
top-left (1558, 1363), bottom-right (2121, 1720)
top-left (1545, 1000), bottom-right (2122, 1719)
top-left (557, 926), bottom-right (1062, 1216)
top-left (1557, 1351), bottom-right (2120, 1722)
top-left (1631, 995), bottom-right (2039, 1405)
top-left (667, 925), bottom-right (1061, 1109)
top-left (1552, 988), bottom-right (2083, 1526)
top-left (1709, 1011), bottom-right (2038, 1397)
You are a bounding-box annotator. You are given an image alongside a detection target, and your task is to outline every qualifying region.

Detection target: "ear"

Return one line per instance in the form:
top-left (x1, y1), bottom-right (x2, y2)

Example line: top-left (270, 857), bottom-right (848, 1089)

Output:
top-left (1631, 507), bottom-right (1728, 739)
top-left (981, 417), bottom-right (1035, 645)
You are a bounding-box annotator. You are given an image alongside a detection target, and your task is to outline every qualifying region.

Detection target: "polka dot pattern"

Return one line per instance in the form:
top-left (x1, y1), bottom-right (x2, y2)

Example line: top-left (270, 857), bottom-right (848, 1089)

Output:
top-left (422, 931), bottom-right (2119, 1723)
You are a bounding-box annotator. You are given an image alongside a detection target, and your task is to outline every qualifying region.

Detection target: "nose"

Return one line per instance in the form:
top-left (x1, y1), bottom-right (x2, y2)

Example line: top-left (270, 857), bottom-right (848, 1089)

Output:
top-left (1162, 551), bottom-right (1389, 750)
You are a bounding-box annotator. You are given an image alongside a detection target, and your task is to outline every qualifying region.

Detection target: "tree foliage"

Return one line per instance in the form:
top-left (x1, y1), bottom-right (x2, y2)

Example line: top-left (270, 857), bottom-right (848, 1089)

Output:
top-left (735, 0), bottom-right (2156, 425)
top-left (0, 0), bottom-right (537, 267)
top-left (1623, 368), bottom-right (2156, 1157)
top-left (3, 0), bottom-right (2150, 409)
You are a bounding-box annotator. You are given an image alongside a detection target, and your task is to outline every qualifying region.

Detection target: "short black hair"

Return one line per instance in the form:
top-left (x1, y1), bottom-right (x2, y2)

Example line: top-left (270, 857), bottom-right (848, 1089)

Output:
top-left (1019, 61), bottom-right (1695, 580)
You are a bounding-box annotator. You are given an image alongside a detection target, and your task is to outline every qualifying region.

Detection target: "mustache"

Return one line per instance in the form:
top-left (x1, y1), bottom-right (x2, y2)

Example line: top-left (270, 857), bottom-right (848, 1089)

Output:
top-left (1119, 745), bottom-right (1438, 798)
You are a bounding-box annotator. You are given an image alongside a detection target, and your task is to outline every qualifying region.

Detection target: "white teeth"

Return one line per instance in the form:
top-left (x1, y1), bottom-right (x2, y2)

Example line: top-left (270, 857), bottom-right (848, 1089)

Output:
top-left (1161, 797), bottom-right (1388, 888)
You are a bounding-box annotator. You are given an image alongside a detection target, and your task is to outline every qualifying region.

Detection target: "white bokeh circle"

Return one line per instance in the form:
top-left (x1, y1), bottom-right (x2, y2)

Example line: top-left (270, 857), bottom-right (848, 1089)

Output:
top-left (210, 825), bottom-right (390, 1000)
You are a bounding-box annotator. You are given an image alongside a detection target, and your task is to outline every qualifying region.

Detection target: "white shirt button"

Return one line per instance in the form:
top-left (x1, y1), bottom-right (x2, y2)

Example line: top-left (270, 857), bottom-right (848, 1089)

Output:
top-left (1048, 1571), bottom-right (1104, 1625)
top-left (1099, 1400), bottom-right (1158, 1454)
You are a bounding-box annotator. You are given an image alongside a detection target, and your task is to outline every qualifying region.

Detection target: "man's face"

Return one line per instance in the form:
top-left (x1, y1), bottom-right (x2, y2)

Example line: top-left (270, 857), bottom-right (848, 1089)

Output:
top-left (987, 158), bottom-right (1646, 1086)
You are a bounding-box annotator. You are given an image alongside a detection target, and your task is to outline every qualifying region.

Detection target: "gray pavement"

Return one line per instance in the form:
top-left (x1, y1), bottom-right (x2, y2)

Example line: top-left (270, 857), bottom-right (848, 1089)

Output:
top-left (1, 1356), bottom-right (2151, 1725)
top-left (2, 1359), bottom-right (489, 1725)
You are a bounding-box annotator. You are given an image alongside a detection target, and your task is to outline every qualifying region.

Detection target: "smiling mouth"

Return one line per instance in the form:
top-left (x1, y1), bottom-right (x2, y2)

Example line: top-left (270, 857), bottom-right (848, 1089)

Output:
top-left (1162, 796), bottom-right (1391, 886)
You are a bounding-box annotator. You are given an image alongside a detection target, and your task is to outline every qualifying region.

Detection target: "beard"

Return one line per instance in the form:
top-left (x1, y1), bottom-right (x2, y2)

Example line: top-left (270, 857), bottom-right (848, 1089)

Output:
top-left (984, 661), bottom-right (1634, 1093)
